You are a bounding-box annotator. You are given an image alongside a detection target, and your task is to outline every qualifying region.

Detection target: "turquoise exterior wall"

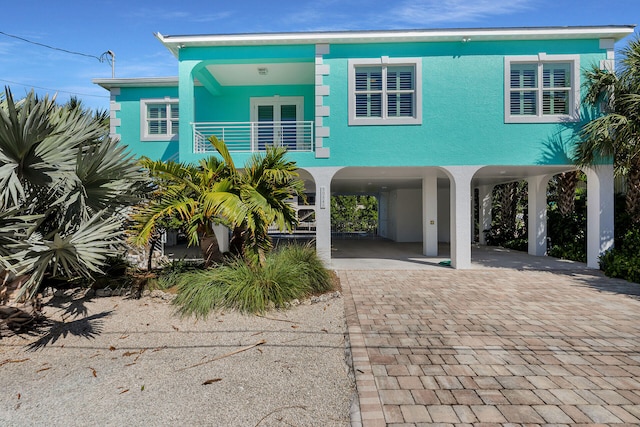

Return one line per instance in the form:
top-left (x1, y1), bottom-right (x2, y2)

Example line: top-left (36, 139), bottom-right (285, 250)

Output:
top-left (111, 37), bottom-right (608, 168)
top-left (192, 85), bottom-right (315, 123)
top-left (116, 86), bottom-right (179, 161)
top-left (320, 39), bottom-right (604, 168)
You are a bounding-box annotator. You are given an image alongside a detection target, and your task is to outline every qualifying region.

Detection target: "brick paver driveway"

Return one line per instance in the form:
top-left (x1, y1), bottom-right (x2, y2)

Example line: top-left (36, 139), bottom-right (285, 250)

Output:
top-left (340, 269), bottom-right (640, 426)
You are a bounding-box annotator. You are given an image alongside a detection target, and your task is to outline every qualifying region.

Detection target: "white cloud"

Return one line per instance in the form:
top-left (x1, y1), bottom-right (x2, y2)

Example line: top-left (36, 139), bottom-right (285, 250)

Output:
top-left (388, 0), bottom-right (535, 25)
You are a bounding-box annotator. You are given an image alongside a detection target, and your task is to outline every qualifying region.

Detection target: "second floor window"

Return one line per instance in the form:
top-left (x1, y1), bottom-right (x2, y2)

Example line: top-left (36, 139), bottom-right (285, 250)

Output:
top-left (349, 58), bottom-right (422, 126)
top-left (141, 99), bottom-right (179, 141)
top-left (505, 55), bottom-right (579, 123)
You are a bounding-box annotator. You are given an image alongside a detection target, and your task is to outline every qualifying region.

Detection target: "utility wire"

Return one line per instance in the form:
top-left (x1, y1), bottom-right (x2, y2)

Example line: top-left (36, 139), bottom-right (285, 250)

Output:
top-left (0, 30), bottom-right (111, 63)
top-left (0, 79), bottom-right (109, 98)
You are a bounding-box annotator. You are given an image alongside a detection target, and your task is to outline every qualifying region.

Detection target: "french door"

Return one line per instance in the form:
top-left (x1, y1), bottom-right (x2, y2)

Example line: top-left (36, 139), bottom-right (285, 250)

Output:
top-left (250, 97), bottom-right (303, 150)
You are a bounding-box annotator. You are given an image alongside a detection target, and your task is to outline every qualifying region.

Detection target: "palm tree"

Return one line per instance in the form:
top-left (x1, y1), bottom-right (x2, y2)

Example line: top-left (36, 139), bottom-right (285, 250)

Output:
top-left (131, 136), bottom-right (305, 267)
top-left (210, 137), bottom-right (304, 265)
top-left (131, 156), bottom-right (234, 267)
top-left (578, 36), bottom-right (640, 223)
top-left (555, 170), bottom-right (581, 217)
top-left (0, 88), bottom-right (147, 300)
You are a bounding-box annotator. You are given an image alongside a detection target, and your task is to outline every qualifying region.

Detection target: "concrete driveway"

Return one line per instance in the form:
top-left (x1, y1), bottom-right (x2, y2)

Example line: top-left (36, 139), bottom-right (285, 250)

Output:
top-left (340, 267), bottom-right (640, 426)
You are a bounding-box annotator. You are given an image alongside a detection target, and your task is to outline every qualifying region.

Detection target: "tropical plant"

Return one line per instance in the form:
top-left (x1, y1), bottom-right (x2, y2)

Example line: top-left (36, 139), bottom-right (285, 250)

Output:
top-left (0, 88), bottom-right (147, 300)
top-left (173, 243), bottom-right (332, 316)
top-left (131, 136), bottom-right (305, 266)
top-left (212, 137), bottom-right (305, 264)
top-left (484, 180), bottom-right (528, 250)
top-left (578, 36), bottom-right (640, 223)
top-left (600, 224), bottom-right (640, 283)
top-left (131, 156), bottom-right (233, 267)
top-left (331, 195), bottom-right (378, 234)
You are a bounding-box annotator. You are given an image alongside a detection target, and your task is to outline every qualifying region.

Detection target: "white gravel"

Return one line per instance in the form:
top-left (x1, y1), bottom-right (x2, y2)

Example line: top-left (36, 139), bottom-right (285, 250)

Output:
top-left (0, 290), bottom-right (355, 426)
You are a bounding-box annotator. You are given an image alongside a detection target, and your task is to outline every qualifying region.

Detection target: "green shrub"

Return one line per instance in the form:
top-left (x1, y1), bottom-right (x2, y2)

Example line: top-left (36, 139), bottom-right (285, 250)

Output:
top-left (270, 243), bottom-right (332, 294)
top-left (548, 241), bottom-right (587, 263)
top-left (502, 238), bottom-right (528, 253)
top-left (600, 224), bottom-right (640, 283)
top-left (155, 259), bottom-right (203, 290)
top-left (172, 244), bottom-right (333, 316)
top-left (546, 196), bottom-right (587, 262)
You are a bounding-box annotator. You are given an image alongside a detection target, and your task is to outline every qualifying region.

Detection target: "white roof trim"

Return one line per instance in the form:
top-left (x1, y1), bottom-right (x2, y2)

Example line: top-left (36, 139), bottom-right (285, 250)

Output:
top-left (156, 26), bottom-right (636, 56)
top-left (93, 77), bottom-right (178, 90)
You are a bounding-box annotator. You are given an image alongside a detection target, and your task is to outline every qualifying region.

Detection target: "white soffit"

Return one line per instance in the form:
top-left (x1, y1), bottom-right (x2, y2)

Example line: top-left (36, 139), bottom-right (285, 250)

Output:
top-left (205, 62), bottom-right (314, 86)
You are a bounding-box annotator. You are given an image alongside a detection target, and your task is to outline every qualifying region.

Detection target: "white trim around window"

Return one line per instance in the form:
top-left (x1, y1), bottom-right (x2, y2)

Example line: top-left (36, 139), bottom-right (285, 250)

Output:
top-left (140, 98), bottom-right (179, 141)
top-left (348, 57), bottom-right (422, 126)
top-left (504, 54), bottom-right (580, 124)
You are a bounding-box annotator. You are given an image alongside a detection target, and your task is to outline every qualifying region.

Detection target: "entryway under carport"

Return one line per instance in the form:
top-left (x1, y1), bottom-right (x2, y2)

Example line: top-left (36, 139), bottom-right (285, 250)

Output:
top-left (330, 238), bottom-right (591, 271)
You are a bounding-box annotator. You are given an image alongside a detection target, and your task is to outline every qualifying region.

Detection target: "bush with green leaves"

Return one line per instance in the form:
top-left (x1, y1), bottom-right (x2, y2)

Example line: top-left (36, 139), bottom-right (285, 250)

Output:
top-left (331, 195), bottom-right (378, 234)
top-left (0, 88), bottom-right (147, 300)
top-left (172, 243), bottom-right (332, 316)
top-left (600, 224), bottom-right (640, 283)
top-left (547, 192), bottom-right (587, 262)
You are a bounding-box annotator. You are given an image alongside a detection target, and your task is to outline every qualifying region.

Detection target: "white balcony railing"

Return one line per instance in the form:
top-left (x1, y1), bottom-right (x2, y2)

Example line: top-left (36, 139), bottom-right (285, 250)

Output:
top-left (193, 121), bottom-right (314, 153)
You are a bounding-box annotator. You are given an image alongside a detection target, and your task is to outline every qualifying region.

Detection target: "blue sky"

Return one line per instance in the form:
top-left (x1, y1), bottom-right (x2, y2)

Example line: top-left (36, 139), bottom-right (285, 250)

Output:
top-left (1, 0), bottom-right (638, 111)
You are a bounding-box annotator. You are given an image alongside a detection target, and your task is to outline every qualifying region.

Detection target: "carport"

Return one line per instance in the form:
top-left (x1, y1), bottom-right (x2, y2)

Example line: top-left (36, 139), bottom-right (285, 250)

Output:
top-left (300, 164), bottom-right (614, 270)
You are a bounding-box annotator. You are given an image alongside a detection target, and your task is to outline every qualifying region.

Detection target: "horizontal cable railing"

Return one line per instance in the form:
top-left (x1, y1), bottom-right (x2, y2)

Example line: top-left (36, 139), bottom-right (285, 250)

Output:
top-left (193, 121), bottom-right (314, 153)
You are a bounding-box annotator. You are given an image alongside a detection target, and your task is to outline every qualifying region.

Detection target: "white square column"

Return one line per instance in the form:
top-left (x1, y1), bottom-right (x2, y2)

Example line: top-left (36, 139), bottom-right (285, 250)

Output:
top-left (307, 167), bottom-right (342, 265)
top-left (585, 165), bottom-right (615, 269)
top-left (527, 175), bottom-right (552, 256)
top-left (443, 166), bottom-right (481, 269)
top-left (422, 175), bottom-right (438, 256)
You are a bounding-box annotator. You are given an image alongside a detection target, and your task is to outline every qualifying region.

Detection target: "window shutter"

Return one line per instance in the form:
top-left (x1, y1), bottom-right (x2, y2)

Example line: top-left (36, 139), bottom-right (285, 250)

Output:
top-left (170, 104), bottom-right (179, 134)
top-left (542, 63), bottom-right (571, 115)
top-left (386, 66), bottom-right (415, 117)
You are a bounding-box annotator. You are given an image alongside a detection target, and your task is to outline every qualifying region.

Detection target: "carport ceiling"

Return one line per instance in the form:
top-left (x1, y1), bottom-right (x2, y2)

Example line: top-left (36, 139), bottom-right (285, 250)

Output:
top-left (308, 165), bottom-right (579, 195)
top-left (330, 167), bottom-right (449, 194)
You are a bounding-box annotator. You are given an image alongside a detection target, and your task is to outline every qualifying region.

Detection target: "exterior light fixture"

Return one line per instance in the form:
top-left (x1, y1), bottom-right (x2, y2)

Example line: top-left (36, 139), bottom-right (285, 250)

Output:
top-left (462, 37), bottom-right (471, 43)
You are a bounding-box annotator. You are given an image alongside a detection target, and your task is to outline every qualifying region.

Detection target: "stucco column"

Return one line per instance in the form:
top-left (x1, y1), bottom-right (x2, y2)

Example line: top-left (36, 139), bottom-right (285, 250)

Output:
top-left (585, 165), bottom-right (615, 269)
top-left (178, 60), bottom-right (198, 163)
top-left (478, 185), bottom-right (493, 245)
top-left (306, 167), bottom-right (342, 265)
top-left (527, 175), bottom-right (552, 256)
top-left (442, 166), bottom-right (481, 269)
top-left (422, 175), bottom-right (438, 256)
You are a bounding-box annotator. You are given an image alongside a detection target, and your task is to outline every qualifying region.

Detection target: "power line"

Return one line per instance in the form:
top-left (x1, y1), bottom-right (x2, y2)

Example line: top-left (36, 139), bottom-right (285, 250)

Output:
top-left (0, 30), bottom-right (105, 61)
top-left (0, 79), bottom-right (110, 99)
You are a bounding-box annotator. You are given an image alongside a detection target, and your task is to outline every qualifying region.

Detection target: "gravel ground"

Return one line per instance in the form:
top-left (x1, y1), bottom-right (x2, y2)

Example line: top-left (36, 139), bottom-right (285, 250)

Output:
top-left (0, 290), bottom-right (355, 426)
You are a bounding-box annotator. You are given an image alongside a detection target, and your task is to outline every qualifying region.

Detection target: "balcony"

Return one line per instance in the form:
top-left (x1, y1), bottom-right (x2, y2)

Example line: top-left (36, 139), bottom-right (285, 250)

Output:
top-left (193, 121), bottom-right (314, 153)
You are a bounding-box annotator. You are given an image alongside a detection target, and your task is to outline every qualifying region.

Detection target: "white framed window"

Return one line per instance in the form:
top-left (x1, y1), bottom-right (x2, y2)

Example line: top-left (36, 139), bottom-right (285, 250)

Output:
top-left (348, 57), bottom-right (422, 126)
top-left (505, 54), bottom-right (580, 123)
top-left (140, 98), bottom-right (179, 141)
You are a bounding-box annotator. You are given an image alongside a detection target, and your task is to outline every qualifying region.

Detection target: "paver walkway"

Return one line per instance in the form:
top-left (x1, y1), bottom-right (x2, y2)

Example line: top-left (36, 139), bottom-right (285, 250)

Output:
top-left (340, 269), bottom-right (640, 426)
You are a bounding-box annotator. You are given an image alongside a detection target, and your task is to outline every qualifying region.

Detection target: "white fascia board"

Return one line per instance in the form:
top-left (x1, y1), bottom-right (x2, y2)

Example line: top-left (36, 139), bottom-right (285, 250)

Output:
top-left (93, 77), bottom-right (179, 90)
top-left (156, 26), bottom-right (636, 52)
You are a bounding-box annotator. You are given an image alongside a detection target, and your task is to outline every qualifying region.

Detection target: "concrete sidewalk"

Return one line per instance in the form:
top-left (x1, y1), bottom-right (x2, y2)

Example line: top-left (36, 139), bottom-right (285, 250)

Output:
top-left (340, 268), bottom-right (640, 426)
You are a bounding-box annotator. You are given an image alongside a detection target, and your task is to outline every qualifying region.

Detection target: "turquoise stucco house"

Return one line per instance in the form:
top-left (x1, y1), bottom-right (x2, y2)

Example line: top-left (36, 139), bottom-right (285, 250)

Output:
top-left (94, 25), bottom-right (635, 269)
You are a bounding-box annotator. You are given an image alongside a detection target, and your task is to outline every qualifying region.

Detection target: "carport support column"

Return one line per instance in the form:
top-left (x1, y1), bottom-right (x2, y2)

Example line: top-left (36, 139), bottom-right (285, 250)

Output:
top-left (422, 175), bottom-right (438, 256)
top-left (444, 166), bottom-right (481, 269)
top-left (527, 175), bottom-right (552, 256)
top-left (307, 167), bottom-right (342, 265)
top-left (585, 165), bottom-right (615, 269)
top-left (478, 185), bottom-right (493, 245)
